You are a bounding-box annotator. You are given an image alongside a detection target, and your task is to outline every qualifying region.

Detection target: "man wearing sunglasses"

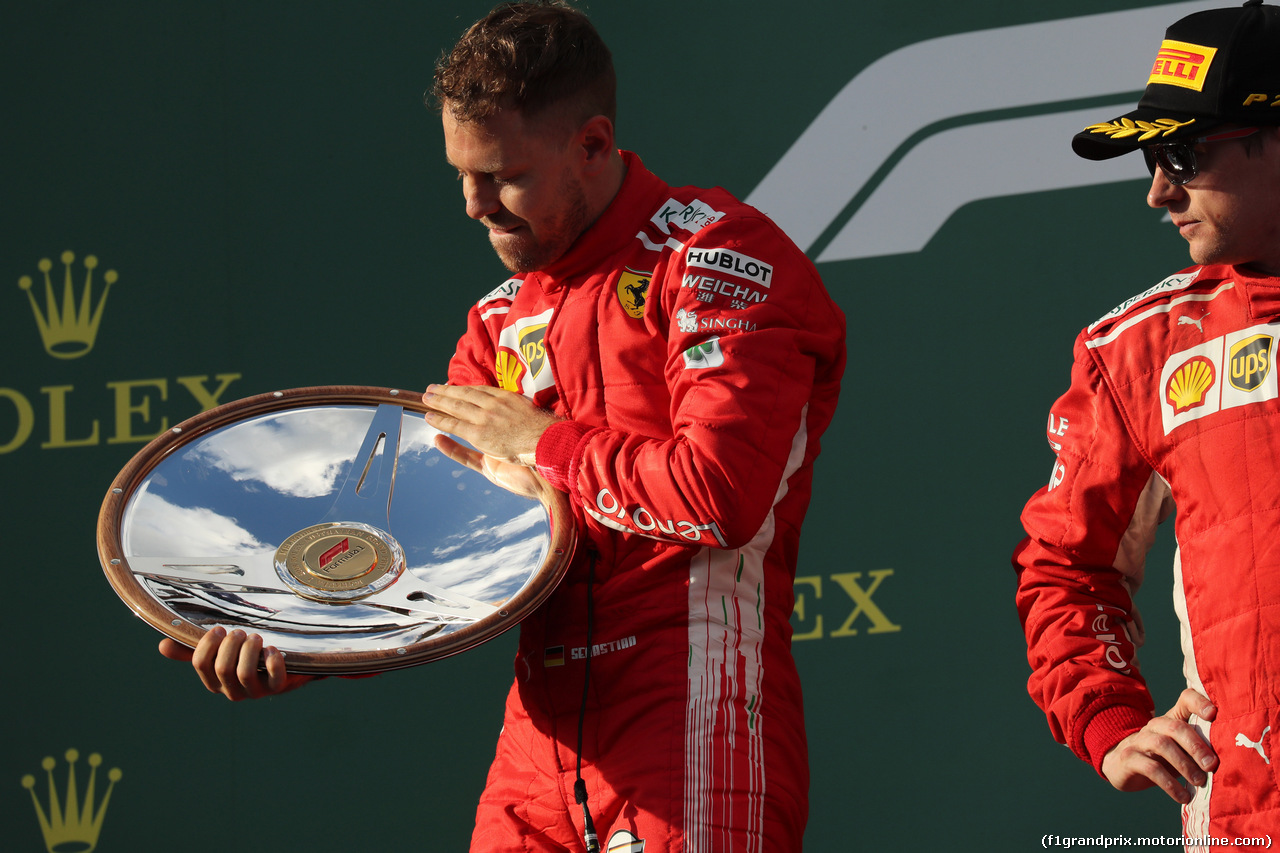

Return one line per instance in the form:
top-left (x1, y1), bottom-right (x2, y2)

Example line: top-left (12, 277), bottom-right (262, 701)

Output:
top-left (1014, 0), bottom-right (1280, 840)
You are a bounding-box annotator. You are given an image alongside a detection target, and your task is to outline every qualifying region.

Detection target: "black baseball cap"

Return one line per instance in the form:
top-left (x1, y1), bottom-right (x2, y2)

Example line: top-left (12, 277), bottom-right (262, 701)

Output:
top-left (1073, 0), bottom-right (1280, 160)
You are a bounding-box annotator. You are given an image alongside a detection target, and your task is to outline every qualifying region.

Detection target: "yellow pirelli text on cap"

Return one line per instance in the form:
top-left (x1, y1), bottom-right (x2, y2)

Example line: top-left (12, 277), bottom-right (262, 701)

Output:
top-left (1242, 93), bottom-right (1280, 107)
top-left (1149, 39), bottom-right (1218, 91)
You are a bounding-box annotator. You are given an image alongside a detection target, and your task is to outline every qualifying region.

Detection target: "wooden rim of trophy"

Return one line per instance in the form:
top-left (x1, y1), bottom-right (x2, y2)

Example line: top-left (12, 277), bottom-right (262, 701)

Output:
top-left (97, 385), bottom-right (575, 674)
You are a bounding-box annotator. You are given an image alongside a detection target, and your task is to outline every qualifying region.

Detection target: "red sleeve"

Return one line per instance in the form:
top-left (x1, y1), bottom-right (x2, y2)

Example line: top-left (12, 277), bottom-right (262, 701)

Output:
top-left (536, 214), bottom-right (845, 550)
top-left (446, 281), bottom-right (517, 388)
top-left (1014, 332), bottom-right (1167, 773)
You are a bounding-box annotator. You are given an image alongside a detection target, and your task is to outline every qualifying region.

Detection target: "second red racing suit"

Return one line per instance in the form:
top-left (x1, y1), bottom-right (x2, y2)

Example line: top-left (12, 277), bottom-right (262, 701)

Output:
top-left (447, 152), bottom-right (845, 852)
top-left (1015, 263), bottom-right (1280, 838)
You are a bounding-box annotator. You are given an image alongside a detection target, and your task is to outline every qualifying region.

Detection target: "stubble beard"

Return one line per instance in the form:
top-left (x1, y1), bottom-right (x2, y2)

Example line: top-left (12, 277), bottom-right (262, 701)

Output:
top-left (490, 176), bottom-right (591, 273)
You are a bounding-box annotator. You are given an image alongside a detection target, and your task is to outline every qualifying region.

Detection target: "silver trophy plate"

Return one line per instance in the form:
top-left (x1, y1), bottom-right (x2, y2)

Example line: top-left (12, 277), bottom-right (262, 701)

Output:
top-left (97, 386), bottom-right (574, 674)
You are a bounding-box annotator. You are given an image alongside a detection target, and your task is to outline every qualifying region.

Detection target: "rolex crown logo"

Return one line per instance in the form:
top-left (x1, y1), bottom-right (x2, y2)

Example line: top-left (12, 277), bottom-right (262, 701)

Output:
top-left (18, 251), bottom-right (118, 359)
top-left (21, 749), bottom-right (122, 853)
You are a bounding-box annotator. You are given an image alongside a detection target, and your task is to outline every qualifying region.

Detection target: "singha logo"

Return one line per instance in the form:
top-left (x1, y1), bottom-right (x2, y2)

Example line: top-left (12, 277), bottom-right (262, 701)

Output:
top-left (676, 308), bottom-right (698, 334)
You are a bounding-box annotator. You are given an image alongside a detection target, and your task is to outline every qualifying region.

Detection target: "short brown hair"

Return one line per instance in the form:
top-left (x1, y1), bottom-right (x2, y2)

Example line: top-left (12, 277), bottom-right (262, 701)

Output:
top-left (431, 1), bottom-right (616, 126)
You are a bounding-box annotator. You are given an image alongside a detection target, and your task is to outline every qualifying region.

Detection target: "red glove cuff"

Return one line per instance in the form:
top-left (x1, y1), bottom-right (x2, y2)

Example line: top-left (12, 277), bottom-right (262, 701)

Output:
top-left (1083, 704), bottom-right (1152, 776)
top-left (535, 420), bottom-right (593, 492)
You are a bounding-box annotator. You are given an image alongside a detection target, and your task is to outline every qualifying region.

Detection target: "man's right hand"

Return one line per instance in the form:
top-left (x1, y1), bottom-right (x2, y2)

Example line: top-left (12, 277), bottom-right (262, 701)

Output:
top-left (1101, 688), bottom-right (1219, 803)
top-left (159, 626), bottom-right (315, 701)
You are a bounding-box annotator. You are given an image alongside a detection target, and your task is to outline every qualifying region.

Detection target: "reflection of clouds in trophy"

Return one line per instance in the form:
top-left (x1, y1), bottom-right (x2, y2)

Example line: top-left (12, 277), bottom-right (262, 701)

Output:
top-left (415, 535), bottom-right (549, 604)
top-left (186, 408), bottom-right (379, 498)
top-left (123, 492), bottom-right (275, 556)
top-left (400, 412), bottom-right (444, 459)
top-left (431, 508), bottom-right (544, 559)
top-left (409, 506), bottom-right (549, 601)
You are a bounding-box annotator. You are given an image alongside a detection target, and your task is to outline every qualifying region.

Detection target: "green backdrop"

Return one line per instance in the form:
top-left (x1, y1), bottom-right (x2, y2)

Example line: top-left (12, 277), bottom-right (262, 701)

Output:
top-left (4, 1), bottom-right (1216, 849)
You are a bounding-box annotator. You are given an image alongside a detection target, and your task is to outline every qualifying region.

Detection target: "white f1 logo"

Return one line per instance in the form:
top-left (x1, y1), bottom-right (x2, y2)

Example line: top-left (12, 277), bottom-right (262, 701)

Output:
top-left (747, 2), bottom-right (1219, 261)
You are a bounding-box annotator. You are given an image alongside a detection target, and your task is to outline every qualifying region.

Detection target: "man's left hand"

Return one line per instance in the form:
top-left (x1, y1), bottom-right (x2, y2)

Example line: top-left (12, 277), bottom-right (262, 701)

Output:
top-left (422, 384), bottom-right (559, 466)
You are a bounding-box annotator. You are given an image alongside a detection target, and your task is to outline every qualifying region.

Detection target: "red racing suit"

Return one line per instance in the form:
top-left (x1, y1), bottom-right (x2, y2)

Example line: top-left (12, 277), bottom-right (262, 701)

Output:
top-left (1015, 263), bottom-right (1280, 838)
top-left (447, 152), bottom-right (845, 852)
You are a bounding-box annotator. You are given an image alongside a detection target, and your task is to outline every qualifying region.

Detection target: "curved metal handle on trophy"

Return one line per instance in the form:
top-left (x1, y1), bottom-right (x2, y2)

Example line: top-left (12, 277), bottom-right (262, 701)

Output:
top-left (97, 387), bottom-right (575, 674)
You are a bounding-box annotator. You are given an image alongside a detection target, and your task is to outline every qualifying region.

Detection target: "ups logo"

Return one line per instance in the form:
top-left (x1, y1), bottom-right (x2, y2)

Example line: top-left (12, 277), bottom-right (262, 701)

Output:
top-left (518, 324), bottom-right (547, 379)
top-left (1229, 334), bottom-right (1273, 392)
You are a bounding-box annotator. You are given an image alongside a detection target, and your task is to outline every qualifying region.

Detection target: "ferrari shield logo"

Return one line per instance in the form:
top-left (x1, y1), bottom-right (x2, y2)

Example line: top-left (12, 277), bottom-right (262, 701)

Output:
top-left (617, 268), bottom-right (651, 319)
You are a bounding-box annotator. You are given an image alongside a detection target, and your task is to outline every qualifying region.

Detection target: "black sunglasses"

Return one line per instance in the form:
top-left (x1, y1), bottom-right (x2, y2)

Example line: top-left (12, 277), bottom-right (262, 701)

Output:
top-left (1142, 127), bottom-right (1260, 185)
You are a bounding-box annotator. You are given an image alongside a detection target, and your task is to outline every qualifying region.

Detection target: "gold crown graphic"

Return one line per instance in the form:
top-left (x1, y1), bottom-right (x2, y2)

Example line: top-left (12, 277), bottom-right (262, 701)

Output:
top-left (18, 251), bottom-right (118, 360)
top-left (21, 749), bottom-right (122, 853)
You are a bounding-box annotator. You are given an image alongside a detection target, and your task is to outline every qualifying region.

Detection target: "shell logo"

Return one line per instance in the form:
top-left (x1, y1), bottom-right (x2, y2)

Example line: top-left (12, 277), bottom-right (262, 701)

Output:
top-left (495, 349), bottom-right (525, 393)
top-left (1166, 356), bottom-right (1216, 414)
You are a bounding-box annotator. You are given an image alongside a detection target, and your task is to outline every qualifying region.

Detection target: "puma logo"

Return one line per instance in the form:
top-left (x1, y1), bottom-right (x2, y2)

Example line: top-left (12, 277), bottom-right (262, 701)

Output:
top-left (1178, 313), bottom-right (1208, 333)
top-left (1235, 726), bottom-right (1271, 764)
